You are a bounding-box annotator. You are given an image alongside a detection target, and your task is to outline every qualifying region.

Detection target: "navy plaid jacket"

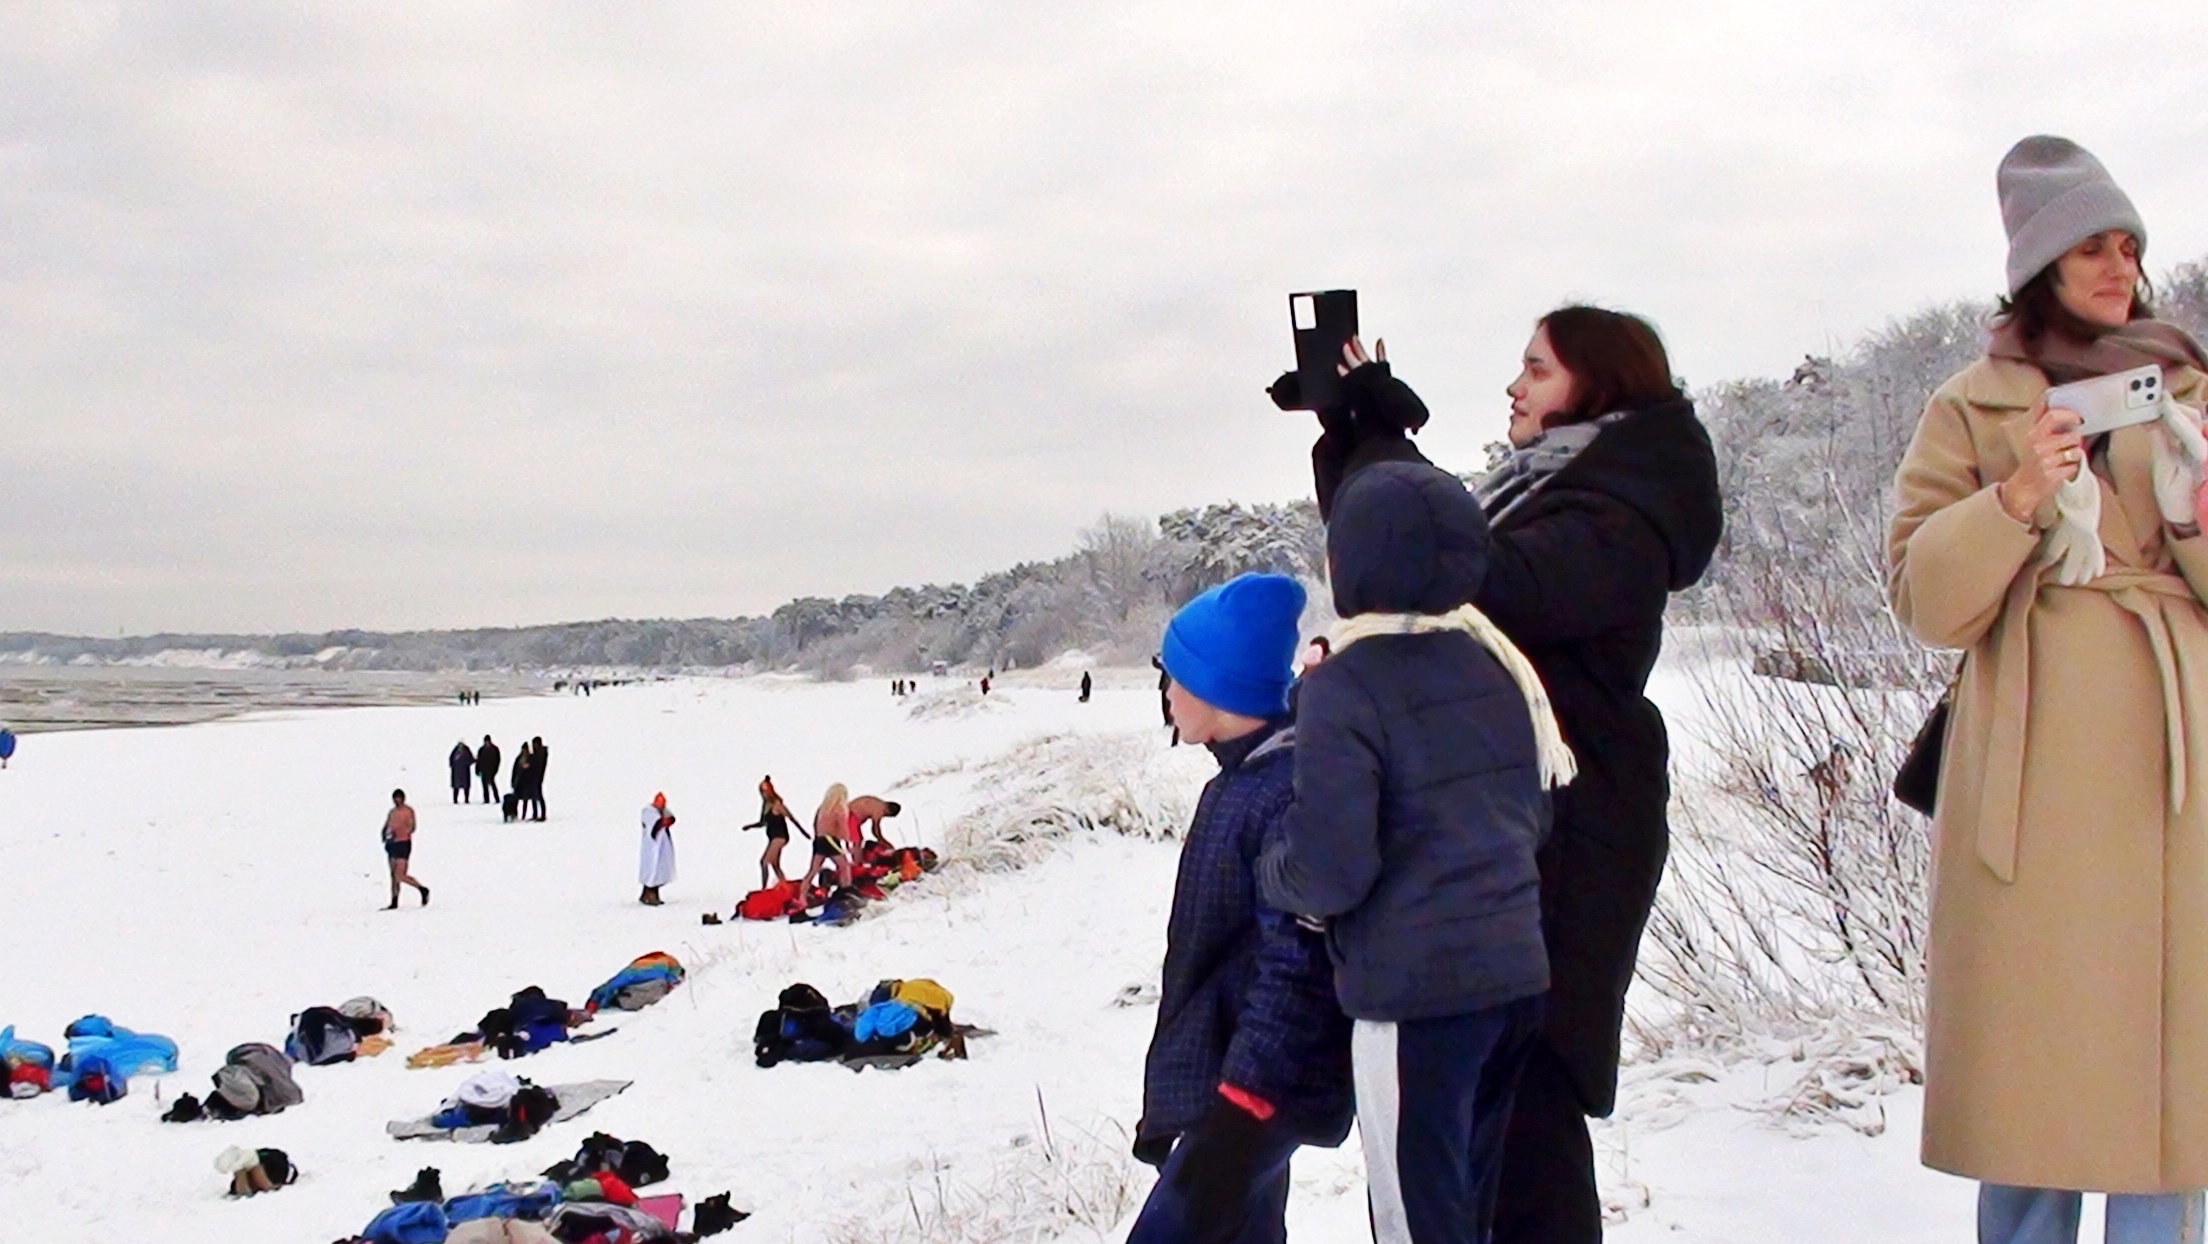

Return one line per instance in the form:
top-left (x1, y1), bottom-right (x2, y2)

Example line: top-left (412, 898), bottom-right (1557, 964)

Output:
top-left (1138, 721), bottom-right (1354, 1149)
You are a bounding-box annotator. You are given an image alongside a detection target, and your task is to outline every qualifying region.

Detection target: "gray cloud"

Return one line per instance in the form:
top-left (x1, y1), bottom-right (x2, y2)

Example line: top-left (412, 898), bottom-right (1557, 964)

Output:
top-left (4, 0), bottom-right (2206, 632)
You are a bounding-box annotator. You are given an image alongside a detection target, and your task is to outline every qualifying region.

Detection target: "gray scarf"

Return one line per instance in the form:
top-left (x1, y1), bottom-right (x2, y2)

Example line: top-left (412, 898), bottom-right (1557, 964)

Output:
top-left (1474, 412), bottom-right (1626, 525)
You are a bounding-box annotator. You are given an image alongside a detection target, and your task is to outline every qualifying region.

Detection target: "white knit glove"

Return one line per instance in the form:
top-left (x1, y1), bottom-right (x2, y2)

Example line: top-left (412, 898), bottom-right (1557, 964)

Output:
top-left (2042, 468), bottom-right (2105, 585)
top-left (2151, 400), bottom-right (2207, 529)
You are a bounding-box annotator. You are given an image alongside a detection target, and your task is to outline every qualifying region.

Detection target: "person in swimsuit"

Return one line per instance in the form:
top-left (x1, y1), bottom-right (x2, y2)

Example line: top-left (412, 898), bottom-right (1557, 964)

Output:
top-left (381, 789), bottom-right (429, 911)
top-left (800, 783), bottom-right (851, 894)
top-left (743, 789), bottom-right (807, 890)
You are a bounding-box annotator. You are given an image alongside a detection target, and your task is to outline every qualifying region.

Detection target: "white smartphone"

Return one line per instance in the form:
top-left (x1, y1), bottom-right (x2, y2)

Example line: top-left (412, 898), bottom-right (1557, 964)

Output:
top-left (2045, 364), bottom-right (2164, 436)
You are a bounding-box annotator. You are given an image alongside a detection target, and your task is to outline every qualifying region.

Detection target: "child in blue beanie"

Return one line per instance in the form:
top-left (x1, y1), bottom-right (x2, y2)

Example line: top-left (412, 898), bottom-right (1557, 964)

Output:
top-left (1131, 572), bottom-right (1354, 1244)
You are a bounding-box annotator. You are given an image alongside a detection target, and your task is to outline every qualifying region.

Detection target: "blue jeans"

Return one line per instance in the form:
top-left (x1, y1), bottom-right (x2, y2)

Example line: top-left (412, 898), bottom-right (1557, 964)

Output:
top-left (1125, 1122), bottom-right (1300, 1244)
top-left (1980, 1184), bottom-right (2205, 1244)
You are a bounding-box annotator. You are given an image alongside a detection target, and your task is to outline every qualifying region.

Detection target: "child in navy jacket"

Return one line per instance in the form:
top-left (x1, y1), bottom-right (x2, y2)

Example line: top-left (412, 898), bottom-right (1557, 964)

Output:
top-left (1260, 462), bottom-right (1572, 1244)
top-left (1133, 573), bottom-right (1354, 1244)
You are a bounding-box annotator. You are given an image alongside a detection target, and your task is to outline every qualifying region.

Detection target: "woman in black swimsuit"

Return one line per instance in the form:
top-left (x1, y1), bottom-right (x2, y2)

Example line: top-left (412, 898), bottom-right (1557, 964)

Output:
top-left (744, 792), bottom-right (807, 890)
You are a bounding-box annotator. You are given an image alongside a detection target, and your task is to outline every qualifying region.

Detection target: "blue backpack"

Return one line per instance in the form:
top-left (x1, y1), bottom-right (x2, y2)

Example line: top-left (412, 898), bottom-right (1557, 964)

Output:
top-left (362, 1200), bottom-right (450, 1244)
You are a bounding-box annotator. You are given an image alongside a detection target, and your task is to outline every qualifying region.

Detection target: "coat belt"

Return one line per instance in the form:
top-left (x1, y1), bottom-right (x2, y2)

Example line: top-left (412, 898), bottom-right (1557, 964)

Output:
top-left (1975, 567), bottom-right (2198, 882)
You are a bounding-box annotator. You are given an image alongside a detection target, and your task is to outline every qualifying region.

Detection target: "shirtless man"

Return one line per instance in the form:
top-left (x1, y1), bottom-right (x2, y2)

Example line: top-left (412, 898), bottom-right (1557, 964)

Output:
top-left (381, 789), bottom-right (430, 910)
top-left (847, 795), bottom-right (904, 849)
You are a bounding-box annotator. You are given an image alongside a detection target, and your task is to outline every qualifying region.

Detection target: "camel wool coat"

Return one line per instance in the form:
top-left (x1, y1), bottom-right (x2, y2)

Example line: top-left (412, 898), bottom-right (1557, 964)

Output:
top-left (1889, 353), bottom-right (2208, 1192)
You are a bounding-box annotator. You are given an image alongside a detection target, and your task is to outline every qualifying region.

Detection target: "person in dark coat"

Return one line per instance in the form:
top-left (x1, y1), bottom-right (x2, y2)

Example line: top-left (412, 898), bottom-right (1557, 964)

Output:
top-left (475, 736), bottom-right (502, 805)
top-left (1303, 309), bottom-right (1721, 1243)
top-left (1079, 670), bottom-right (1093, 702)
top-left (526, 737), bottom-right (548, 821)
top-left (1471, 308), bottom-right (1720, 1244)
top-left (1132, 573), bottom-right (1353, 1244)
top-left (510, 743), bottom-right (536, 818)
top-left (447, 741), bottom-right (474, 804)
top-left (1260, 461), bottom-right (1564, 1244)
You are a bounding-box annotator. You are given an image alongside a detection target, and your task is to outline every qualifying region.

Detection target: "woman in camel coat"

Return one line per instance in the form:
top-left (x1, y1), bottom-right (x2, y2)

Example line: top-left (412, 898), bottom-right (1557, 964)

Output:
top-left (1890, 136), bottom-right (2208, 1242)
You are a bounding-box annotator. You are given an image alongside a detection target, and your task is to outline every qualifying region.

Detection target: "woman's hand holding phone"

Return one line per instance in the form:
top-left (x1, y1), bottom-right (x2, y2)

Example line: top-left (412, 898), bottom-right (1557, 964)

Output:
top-left (1998, 398), bottom-right (2086, 525)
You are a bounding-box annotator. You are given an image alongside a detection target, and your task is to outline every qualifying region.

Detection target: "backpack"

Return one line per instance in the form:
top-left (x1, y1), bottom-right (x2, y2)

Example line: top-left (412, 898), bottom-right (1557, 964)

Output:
top-left (493, 1084), bottom-right (560, 1144)
top-left (288, 1006), bottom-right (360, 1066)
top-left (363, 1200), bottom-right (451, 1244)
top-left (616, 1139), bottom-right (670, 1188)
top-left (753, 984), bottom-right (848, 1067)
top-left (256, 1148), bottom-right (297, 1186)
top-left (66, 1053), bottom-right (126, 1104)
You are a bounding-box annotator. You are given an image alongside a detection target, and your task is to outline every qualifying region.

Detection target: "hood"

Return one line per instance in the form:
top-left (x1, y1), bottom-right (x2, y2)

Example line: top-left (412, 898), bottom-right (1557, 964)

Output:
top-left (1327, 461), bottom-right (1491, 617)
top-left (1532, 397), bottom-right (1723, 591)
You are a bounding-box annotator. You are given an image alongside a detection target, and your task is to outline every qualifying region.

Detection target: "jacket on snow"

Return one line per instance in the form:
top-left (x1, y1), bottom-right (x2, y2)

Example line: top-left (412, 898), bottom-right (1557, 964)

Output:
top-left (1260, 461), bottom-right (1551, 1021)
top-left (1475, 397), bottom-right (1721, 1116)
top-left (1139, 721), bottom-right (1354, 1151)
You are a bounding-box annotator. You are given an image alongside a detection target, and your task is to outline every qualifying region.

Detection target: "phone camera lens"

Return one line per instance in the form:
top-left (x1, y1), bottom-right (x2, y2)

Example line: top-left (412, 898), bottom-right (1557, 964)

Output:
top-left (2130, 379), bottom-right (2143, 390)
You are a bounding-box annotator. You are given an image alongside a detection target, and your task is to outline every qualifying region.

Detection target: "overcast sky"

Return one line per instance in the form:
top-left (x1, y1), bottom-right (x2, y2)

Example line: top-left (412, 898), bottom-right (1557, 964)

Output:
top-left (5, 1), bottom-right (2207, 635)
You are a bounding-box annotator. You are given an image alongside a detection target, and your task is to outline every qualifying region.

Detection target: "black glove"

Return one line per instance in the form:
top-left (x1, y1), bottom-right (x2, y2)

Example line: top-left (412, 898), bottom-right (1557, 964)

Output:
top-left (1337, 360), bottom-right (1428, 433)
top-left (1132, 1131), bottom-right (1174, 1168)
top-left (1164, 1093), bottom-right (1274, 1243)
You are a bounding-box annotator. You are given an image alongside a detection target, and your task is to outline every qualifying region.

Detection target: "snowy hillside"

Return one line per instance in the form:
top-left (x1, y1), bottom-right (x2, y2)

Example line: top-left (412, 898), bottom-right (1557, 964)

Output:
top-left (0, 670), bottom-right (1979, 1242)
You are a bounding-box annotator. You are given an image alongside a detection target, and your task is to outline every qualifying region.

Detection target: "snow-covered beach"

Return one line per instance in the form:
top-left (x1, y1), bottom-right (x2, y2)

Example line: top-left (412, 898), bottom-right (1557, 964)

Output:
top-left (0, 671), bottom-right (1979, 1242)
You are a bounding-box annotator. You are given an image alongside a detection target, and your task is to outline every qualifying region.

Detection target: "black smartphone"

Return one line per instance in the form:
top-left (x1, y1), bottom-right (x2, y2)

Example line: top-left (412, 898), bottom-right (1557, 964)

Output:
top-left (1289, 289), bottom-right (1358, 410)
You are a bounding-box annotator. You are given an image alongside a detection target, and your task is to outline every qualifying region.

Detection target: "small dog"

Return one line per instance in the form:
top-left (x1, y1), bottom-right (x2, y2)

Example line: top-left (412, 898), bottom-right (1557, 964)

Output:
top-left (501, 792), bottom-right (521, 823)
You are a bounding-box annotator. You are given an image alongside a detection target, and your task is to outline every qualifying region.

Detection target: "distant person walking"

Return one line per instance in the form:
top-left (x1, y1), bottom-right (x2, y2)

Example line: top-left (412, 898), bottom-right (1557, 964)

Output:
top-left (743, 788), bottom-right (806, 890)
top-left (638, 793), bottom-right (676, 906)
top-left (1891, 136), bottom-right (2208, 1244)
top-left (1079, 671), bottom-right (1093, 702)
top-left (447, 741), bottom-right (475, 804)
top-left (380, 790), bottom-right (429, 910)
top-left (475, 736), bottom-right (502, 804)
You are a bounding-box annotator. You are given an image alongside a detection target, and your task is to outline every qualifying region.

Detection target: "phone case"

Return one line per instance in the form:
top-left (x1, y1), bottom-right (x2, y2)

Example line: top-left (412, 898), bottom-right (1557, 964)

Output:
top-left (1290, 290), bottom-right (1358, 411)
top-left (2045, 364), bottom-right (2164, 437)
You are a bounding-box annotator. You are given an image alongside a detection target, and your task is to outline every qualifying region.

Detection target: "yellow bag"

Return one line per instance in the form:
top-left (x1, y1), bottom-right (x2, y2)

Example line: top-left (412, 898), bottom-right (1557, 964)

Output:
top-left (893, 978), bottom-right (954, 1017)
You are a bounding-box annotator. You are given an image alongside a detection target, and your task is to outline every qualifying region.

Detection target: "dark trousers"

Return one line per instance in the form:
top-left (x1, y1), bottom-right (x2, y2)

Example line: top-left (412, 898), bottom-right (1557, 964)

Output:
top-left (1124, 1122), bottom-right (1299, 1244)
top-left (1354, 995), bottom-right (1544, 1244)
top-left (450, 776), bottom-right (470, 803)
top-left (1493, 1041), bottom-right (1601, 1244)
top-left (479, 775), bottom-right (499, 803)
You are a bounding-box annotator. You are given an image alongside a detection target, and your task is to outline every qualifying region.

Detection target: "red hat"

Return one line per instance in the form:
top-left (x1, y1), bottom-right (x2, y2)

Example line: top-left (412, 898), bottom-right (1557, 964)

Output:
top-left (651, 792), bottom-right (667, 810)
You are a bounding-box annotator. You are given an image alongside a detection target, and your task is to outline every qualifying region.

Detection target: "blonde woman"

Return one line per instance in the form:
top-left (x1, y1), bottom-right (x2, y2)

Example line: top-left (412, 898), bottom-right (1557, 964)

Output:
top-left (1889, 136), bottom-right (2208, 1244)
top-left (801, 784), bottom-right (851, 894)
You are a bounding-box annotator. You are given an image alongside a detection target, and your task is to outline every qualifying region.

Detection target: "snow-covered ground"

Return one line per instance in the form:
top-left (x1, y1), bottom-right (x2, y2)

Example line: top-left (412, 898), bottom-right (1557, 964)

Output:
top-left (0, 671), bottom-right (1989, 1242)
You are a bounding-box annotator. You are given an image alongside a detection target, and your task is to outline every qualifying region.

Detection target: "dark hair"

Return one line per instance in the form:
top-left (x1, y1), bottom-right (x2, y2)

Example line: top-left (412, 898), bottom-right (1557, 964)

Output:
top-left (1996, 262), bottom-right (2156, 345)
top-left (1536, 305), bottom-right (1683, 426)
top-left (392, 788), bottom-right (406, 801)
top-left (884, 801), bottom-right (903, 817)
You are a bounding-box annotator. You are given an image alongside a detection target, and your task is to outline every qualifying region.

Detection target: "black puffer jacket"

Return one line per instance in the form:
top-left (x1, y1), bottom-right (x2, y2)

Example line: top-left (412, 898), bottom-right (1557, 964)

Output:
top-left (1259, 462), bottom-right (1550, 1021)
top-left (1476, 398), bottom-right (1721, 1115)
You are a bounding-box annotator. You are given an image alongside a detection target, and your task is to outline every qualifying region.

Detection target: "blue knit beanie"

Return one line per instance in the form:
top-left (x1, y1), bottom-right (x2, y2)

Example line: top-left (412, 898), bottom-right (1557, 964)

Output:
top-left (1161, 573), bottom-right (1306, 719)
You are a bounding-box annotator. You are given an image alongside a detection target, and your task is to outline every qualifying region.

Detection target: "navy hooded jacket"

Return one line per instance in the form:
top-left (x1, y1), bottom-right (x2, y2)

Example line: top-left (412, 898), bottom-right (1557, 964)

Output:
top-left (1259, 461), bottom-right (1551, 1021)
top-left (1139, 721), bottom-right (1355, 1151)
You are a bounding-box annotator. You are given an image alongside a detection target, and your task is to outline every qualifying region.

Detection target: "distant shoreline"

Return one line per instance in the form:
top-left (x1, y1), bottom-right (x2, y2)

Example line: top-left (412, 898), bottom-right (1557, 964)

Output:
top-left (0, 666), bottom-right (552, 735)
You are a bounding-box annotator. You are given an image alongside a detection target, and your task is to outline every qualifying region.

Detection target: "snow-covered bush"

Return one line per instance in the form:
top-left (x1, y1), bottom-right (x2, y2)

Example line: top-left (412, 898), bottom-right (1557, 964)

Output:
top-left (907, 730), bottom-right (1211, 875)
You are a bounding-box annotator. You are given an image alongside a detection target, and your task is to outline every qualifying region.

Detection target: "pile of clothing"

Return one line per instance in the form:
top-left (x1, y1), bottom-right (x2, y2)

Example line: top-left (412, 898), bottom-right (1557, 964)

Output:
top-left (49, 1015), bottom-right (180, 1104)
top-left (387, 1072), bottom-right (631, 1144)
top-left (348, 1132), bottom-right (746, 1243)
top-left (752, 978), bottom-right (968, 1070)
top-left (288, 996), bottom-right (396, 1065)
top-left (584, 954), bottom-right (684, 1015)
top-left (409, 988), bottom-right (586, 1068)
top-left (732, 846), bottom-right (939, 926)
top-left (161, 1042), bottom-right (303, 1122)
top-left (1, 1025), bottom-right (55, 1098)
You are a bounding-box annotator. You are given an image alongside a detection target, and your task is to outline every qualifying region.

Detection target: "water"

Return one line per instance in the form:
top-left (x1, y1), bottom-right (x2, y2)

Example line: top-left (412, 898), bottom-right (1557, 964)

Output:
top-left (0, 666), bottom-right (552, 733)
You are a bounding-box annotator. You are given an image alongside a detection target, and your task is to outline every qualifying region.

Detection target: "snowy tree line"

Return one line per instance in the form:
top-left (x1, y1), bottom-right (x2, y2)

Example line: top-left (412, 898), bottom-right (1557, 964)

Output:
top-left (0, 501), bottom-right (1325, 675)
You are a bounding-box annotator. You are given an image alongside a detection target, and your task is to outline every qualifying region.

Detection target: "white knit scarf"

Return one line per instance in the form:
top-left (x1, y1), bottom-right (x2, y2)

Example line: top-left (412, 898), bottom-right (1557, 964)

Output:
top-left (1331, 605), bottom-right (1578, 789)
